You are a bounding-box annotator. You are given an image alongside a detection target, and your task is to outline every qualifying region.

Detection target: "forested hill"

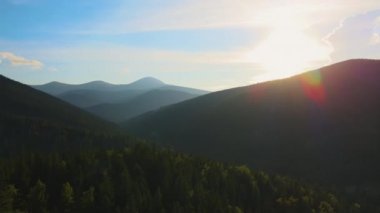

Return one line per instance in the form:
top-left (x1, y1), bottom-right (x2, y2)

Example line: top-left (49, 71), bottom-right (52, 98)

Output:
top-left (0, 75), bottom-right (115, 129)
top-left (0, 143), bottom-right (365, 213)
top-left (0, 75), bottom-right (127, 155)
top-left (123, 59), bottom-right (380, 188)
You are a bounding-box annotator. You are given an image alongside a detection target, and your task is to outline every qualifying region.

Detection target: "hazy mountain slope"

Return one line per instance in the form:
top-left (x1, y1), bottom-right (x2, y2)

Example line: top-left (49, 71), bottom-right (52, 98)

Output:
top-left (159, 85), bottom-right (209, 95)
top-left (87, 89), bottom-right (198, 122)
top-left (57, 89), bottom-right (144, 108)
top-left (0, 75), bottom-right (127, 155)
top-left (123, 59), bottom-right (380, 188)
top-left (57, 85), bottom-right (208, 109)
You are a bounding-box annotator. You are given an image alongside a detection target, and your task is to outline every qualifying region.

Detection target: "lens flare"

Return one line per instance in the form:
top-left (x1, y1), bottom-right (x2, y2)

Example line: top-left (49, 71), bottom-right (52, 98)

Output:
top-left (300, 70), bottom-right (326, 105)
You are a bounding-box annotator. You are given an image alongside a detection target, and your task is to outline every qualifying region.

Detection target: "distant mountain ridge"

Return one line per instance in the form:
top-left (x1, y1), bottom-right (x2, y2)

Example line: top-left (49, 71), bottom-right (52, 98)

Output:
top-left (32, 77), bottom-right (209, 122)
top-left (123, 59), bottom-right (380, 190)
top-left (32, 77), bottom-right (166, 95)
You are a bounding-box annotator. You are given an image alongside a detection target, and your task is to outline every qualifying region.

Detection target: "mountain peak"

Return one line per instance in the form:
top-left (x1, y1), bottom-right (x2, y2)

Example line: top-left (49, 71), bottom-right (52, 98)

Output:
top-left (126, 77), bottom-right (165, 90)
top-left (42, 81), bottom-right (70, 86)
top-left (133, 77), bottom-right (165, 85)
top-left (82, 80), bottom-right (114, 87)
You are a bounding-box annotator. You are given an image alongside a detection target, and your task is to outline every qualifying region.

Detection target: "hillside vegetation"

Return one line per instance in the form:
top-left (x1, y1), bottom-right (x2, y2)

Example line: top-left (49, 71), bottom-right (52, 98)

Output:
top-left (123, 59), bottom-right (380, 191)
top-left (0, 143), bottom-right (364, 213)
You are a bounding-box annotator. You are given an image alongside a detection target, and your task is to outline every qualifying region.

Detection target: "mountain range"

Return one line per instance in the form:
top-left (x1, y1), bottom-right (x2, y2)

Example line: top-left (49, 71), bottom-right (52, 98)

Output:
top-left (0, 74), bottom-right (359, 212)
top-left (32, 77), bottom-right (208, 122)
top-left (1, 59), bottom-right (380, 211)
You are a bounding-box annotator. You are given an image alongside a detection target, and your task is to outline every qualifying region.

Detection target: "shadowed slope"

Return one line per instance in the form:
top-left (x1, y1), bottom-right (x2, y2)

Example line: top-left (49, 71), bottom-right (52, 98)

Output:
top-left (123, 59), bottom-right (380, 188)
top-left (0, 75), bottom-right (126, 155)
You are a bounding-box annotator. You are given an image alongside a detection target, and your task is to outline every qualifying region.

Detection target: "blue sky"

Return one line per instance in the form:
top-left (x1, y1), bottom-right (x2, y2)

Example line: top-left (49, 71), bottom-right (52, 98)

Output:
top-left (1, 0), bottom-right (380, 90)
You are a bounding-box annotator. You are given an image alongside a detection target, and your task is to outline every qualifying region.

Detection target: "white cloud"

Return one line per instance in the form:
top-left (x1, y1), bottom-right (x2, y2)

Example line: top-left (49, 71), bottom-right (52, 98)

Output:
top-left (369, 33), bottom-right (380, 45)
top-left (369, 16), bottom-right (380, 45)
top-left (74, 0), bottom-right (379, 35)
top-left (66, 0), bottom-right (379, 76)
top-left (0, 51), bottom-right (44, 69)
top-left (375, 16), bottom-right (380, 25)
top-left (328, 11), bottom-right (380, 61)
top-left (60, 1), bottom-right (380, 70)
top-left (2, 0), bottom-right (379, 88)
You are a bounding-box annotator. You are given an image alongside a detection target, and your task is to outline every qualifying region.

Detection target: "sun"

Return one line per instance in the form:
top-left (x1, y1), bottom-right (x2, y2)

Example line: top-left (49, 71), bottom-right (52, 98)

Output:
top-left (247, 28), bottom-right (332, 83)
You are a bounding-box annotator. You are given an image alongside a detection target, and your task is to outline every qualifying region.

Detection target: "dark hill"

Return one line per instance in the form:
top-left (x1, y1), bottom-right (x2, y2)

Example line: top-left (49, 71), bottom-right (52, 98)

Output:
top-left (123, 59), bottom-right (380, 189)
top-left (0, 75), bottom-right (126, 155)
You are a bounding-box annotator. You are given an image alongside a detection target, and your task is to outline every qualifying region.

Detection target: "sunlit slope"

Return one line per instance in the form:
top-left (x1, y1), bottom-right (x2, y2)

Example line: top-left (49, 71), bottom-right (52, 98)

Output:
top-left (123, 59), bottom-right (380, 186)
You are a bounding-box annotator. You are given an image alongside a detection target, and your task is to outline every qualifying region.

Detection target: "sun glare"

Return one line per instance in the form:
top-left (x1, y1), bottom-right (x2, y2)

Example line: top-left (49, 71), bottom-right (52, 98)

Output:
top-left (246, 9), bottom-right (333, 83)
top-left (248, 28), bottom-right (332, 82)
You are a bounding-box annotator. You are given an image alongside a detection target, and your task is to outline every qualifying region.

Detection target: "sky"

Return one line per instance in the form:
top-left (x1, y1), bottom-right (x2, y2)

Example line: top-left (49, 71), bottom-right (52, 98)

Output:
top-left (0, 0), bottom-right (379, 91)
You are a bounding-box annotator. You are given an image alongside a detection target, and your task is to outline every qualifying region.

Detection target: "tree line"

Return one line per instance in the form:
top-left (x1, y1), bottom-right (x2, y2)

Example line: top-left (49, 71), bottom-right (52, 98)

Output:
top-left (0, 142), bottom-right (364, 213)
